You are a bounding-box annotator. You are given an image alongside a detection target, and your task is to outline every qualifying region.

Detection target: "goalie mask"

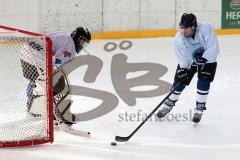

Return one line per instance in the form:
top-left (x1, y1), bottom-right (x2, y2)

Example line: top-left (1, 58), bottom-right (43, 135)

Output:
top-left (71, 27), bottom-right (91, 53)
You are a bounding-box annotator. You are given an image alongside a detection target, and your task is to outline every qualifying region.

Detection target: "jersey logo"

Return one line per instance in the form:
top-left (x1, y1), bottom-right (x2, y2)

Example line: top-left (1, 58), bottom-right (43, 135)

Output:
top-left (64, 51), bottom-right (72, 58)
top-left (55, 58), bottom-right (62, 65)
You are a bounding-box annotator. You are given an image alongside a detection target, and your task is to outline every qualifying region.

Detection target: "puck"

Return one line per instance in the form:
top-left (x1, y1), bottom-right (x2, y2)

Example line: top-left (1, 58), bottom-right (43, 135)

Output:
top-left (110, 142), bottom-right (117, 146)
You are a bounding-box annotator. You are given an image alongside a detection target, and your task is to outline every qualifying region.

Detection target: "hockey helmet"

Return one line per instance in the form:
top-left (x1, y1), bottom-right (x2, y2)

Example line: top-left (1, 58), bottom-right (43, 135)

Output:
top-left (71, 26), bottom-right (91, 53)
top-left (179, 13), bottom-right (197, 29)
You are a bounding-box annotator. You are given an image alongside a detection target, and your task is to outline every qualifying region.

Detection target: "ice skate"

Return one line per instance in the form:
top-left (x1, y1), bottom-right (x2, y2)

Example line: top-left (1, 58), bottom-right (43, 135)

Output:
top-left (192, 109), bottom-right (203, 123)
top-left (157, 105), bottom-right (173, 118)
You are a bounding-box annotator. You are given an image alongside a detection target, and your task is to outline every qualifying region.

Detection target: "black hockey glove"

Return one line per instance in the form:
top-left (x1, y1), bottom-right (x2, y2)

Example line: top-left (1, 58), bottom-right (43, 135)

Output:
top-left (177, 68), bottom-right (189, 84)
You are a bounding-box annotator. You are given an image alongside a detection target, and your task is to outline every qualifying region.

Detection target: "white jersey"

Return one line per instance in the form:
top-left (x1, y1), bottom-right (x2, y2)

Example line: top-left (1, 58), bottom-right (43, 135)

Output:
top-left (174, 22), bottom-right (220, 68)
top-left (47, 32), bottom-right (77, 67)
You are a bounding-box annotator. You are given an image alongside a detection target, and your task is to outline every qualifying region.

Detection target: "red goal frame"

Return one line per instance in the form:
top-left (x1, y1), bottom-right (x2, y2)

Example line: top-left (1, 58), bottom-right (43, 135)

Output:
top-left (0, 25), bottom-right (53, 147)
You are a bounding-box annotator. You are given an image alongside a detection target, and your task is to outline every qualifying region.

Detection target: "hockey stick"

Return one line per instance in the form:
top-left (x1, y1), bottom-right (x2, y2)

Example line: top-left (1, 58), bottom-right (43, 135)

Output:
top-left (115, 81), bottom-right (183, 142)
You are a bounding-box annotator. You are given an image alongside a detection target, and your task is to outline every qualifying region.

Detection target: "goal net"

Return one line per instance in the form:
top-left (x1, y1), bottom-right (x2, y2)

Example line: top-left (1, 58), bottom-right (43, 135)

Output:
top-left (0, 25), bottom-right (53, 147)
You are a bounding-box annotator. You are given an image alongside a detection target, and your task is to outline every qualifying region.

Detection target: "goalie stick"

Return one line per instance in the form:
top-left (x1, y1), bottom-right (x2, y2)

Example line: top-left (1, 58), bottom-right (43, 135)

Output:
top-left (115, 81), bottom-right (183, 142)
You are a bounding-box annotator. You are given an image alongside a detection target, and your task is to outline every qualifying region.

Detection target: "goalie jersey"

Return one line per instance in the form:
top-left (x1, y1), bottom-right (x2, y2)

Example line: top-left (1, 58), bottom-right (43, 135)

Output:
top-left (47, 32), bottom-right (77, 67)
top-left (174, 22), bottom-right (220, 68)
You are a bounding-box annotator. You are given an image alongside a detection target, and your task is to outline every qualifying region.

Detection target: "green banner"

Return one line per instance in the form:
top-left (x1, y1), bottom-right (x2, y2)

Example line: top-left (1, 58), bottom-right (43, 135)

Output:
top-left (222, 0), bottom-right (240, 29)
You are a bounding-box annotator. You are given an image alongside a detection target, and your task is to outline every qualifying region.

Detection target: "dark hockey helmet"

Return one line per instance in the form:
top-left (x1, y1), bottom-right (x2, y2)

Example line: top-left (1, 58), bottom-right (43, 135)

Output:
top-left (71, 26), bottom-right (91, 53)
top-left (179, 13), bottom-right (197, 29)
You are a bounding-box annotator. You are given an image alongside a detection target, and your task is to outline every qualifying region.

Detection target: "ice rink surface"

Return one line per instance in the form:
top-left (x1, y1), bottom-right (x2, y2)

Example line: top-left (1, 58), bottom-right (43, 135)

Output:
top-left (1, 35), bottom-right (240, 160)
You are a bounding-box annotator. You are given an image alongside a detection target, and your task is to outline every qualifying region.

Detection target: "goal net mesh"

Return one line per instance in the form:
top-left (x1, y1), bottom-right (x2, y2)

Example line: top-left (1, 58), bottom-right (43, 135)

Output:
top-left (0, 26), bottom-right (53, 147)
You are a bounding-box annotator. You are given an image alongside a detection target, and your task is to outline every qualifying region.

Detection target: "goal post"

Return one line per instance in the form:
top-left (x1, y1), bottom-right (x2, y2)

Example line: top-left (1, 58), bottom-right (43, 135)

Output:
top-left (0, 25), bottom-right (53, 147)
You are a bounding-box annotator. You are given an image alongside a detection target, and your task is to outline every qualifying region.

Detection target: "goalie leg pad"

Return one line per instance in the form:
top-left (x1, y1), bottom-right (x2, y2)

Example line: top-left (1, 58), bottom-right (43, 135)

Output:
top-left (53, 69), bottom-right (69, 97)
top-left (53, 68), bottom-right (76, 124)
top-left (53, 69), bottom-right (70, 105)
top-left (57, 99), bottom-right (76, 124)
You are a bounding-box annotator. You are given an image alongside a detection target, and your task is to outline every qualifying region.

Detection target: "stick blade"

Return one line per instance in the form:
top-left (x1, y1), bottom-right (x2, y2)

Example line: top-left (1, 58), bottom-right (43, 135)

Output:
top-left (115, 136), bottom-right (130, 142)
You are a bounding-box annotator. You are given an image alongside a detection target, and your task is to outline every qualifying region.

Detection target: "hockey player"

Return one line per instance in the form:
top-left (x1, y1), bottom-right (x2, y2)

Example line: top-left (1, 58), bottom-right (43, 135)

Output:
top-left (22, 27), bottom-right (91, 126)
top-left (156, 13), bottom-right (219, 123)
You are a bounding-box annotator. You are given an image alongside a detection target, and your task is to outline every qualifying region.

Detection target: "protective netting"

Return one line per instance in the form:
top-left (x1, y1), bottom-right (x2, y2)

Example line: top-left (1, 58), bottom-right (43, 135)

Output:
top-left (0, 27), bottom-right (52, 147)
